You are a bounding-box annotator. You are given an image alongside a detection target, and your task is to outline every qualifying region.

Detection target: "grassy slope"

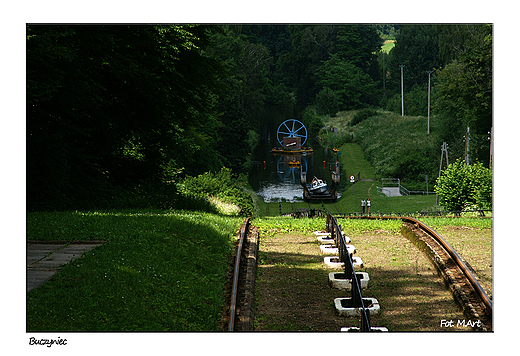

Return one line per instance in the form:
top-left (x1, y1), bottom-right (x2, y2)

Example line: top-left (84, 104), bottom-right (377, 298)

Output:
top-left (334, 143), bottom-right (437, 213)
top-left (27, 210), bottom-right (243, 331)
top-left (256, 141), bottom-right (437, 216)
top-left (253, 109), bottom-right (444, 216)
top-left (321, 110), bottom-right (440, 189)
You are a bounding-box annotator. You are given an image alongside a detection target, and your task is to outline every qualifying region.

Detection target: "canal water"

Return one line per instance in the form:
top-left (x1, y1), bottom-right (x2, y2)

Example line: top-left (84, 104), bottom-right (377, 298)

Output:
top-left (248, 106), bottom-right (347, 202)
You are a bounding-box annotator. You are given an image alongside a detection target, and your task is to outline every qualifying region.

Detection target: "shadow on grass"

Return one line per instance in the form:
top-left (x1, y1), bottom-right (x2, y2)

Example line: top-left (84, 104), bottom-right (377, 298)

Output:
top-left (255, 249), bottom-right (469, 332)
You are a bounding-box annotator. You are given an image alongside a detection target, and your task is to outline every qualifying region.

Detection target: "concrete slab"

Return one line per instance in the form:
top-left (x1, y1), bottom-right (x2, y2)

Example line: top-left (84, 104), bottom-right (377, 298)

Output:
top-left (26, 244), bottom-right (65, 266)
top-left (340, 326), bottom-right (389, 332)
top-left (328, 272), bottom-right (370, 290)
top-left (27, 270), bottom-right (56, 292)
top-left (61, 245), bottom-right (99, 254)
top-left (323, 256), bottom-right (363, 269)
top-left (27, 252), bottom-right (51, 266)
top-left (27, 243), bottom-right (103, 292)
top-left (334, 297), bottom-right (381, 317)
top-left (27, 244), bottom-right (64, 250)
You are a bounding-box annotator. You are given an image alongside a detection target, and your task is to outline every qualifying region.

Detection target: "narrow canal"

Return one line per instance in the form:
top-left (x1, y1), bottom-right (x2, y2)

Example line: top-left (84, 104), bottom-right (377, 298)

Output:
top-left (248, 107), bottom-right (347, 202)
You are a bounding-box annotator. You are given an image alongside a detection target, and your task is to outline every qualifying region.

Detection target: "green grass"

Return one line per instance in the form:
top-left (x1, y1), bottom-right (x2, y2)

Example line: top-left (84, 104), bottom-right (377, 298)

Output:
top-left (321, 110), bottom-right (441, 190)
top-left (335, 181), bottom-right (438, 214)
top-left (381, 40), bottom-right (395, 53)
top-left (337, 143), bottom-right (375, 180)
top-left (27, 210), bottom-right (243, 331)
top-left (253, 216), bottom-right (402, 236)
top-left (420, 217), bottom-right (492, 230)
top-left (253, 216), bottom-right (326, 236)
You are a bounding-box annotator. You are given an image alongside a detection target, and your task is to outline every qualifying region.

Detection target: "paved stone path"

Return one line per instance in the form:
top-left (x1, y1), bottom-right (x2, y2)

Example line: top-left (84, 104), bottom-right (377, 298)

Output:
top-left (27, 242), bottom-right (104, 292)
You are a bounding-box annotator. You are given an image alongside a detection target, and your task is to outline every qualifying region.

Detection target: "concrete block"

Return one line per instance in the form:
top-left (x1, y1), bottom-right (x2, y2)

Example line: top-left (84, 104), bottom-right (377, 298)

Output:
top-left (314, 231), bottom-right (345, 237)
top-left (334, 297), bottom-right (380, 317)
top-left (317, 236), bottom-right (335, 244)
top-left (340, 327), bottom-right (388, 332)
top-left (328, 272), bottom-right (370, 290)
top-left (352, 257), bottom-right (363, 268)
top-left (320, 245), bottom-right (338, 254)
top-left (317, 235), bottom-right (351, 244)
top-left (320, 244), bottom-right (355, 255)
top-left (323, 256), bottom-right (363, 269)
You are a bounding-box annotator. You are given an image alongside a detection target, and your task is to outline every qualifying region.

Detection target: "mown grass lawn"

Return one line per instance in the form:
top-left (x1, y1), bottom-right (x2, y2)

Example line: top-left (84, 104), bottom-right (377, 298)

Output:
top-left (253, 215), bottom-right (492, 331)
top-left (26, 210), bottom-right (243, 331)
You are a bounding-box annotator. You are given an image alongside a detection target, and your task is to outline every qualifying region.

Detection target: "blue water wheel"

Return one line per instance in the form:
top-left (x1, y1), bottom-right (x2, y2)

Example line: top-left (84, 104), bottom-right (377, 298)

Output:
top-left (276, 119), bottom-right (308, 147)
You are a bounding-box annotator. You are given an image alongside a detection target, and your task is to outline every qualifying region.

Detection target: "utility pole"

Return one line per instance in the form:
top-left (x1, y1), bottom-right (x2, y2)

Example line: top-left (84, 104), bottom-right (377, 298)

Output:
top-left (426, 70), bottom-right (434, 135)
top-left (489, 127), bottom-right (493, 169)
top-left (399, 65), bottom-right (405, 116)
top-left (382, 52), bottom-right (386, 96)
top-left (464, 126), bottom-right (470, 165)
top-left (436, 142), bottom-right (449, 205)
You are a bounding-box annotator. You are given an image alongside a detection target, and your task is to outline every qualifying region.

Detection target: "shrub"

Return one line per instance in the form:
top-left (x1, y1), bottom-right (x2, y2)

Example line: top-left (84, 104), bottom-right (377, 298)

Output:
top-left (435, 158), bottom-right (492, 210)
top-left (351, 108), bottom-right (377, 126)
top-left (178, 168), bottom-right (253, 216)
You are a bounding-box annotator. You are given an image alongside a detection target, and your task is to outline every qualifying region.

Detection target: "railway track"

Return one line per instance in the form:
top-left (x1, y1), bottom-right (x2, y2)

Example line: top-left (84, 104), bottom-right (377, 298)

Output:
top-left (229, 209), bottom-right (492, 331)
top-left (400, 217), bottom-right (493, 331)
top-left (348, 214), bottom-right (493, 331)
top-left (226, 218), bottom-right (258, 331)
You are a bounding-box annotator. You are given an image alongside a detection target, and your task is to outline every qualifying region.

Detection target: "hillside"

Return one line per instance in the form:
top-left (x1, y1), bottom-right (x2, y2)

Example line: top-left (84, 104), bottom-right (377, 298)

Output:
top-left (334, 143), bottom-right (437, 214)
top-left (320, 110), bottom-right (441, 191)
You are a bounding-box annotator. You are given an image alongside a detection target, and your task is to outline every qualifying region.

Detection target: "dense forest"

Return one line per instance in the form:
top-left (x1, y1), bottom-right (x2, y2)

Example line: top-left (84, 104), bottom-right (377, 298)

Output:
top-left (26, 24), bottom-right (492, 211)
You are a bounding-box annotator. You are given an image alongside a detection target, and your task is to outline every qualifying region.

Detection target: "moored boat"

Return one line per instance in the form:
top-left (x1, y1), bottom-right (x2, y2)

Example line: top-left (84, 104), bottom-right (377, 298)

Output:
top-left (310, 177), bottom-right (328, 194)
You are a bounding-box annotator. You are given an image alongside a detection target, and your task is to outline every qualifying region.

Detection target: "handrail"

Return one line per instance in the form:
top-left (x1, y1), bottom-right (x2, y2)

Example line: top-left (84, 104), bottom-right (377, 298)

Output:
top-left (228, 217), bottom-right (250, 331)
top-left (343, 209), bottom-right (492, 218)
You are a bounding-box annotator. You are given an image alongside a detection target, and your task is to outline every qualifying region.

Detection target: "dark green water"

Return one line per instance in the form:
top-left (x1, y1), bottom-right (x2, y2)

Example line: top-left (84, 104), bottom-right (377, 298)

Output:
top-left (248, 106), bottom-right (346, 202)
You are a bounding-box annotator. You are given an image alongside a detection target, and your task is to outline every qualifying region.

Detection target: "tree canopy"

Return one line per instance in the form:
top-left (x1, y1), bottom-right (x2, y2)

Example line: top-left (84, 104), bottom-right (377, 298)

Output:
top-left (26, 23), bottom-right (493, 211)
top-left (434, 24), bottom-right (492, 165)
top-left (27, 25), bottom-right (226, 210)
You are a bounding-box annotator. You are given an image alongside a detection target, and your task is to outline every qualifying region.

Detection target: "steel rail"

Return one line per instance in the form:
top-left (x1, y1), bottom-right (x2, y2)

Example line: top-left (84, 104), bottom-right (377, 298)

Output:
top-left (346, 214), bottom-right (493, 317)
top-left (402, 216), bottom-right (493, 316)
top-left (228, 217), bottom-right (250, 331)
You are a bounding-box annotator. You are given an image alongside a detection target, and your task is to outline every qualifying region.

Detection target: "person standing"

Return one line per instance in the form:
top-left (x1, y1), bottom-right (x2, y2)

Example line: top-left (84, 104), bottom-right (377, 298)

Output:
top-left (361, 199), bottom-right (366, 215)
top-left (367, 198), bottom-right (371, 215)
